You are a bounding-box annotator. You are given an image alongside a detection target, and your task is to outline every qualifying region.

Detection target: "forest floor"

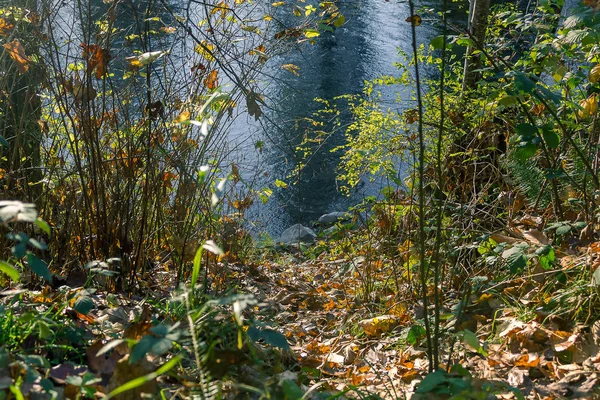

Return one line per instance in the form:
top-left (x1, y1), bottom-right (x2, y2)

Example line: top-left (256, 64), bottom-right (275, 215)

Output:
top-left (2, 225), bottom-right (600, 399)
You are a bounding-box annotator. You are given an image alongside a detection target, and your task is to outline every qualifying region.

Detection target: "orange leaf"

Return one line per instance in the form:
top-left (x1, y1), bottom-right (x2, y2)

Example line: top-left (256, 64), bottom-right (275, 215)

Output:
top-left (204, 70), bottom-right (219, 90)
top-left (3, 40), bottom-right (29, 74)
top-left (0, 18), bottom-right (14, 36)
top-left (81, 43), bottom-right (111, 79)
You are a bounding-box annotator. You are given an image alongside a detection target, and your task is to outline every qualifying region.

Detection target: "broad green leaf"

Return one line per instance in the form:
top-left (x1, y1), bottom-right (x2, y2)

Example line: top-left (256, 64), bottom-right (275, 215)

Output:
top-left (407, 324), bottom-right (426, 346)
top-left (333, 15), bottom-right (345, 28)
top-left (462, 329), bottom-right (488, 356)
top-left (130, 336), bottom-right (156, 364)
top-left (515, 123), bottom-right (537, 136)
top-left (247, 327), bottom-right (290, 350)
top-left (282, 380), bottom-right (303, 400)
top-left (430, 35), bottom-right (445, 49)
top-left (515, 142), bottom-right (538, 160)
top-left (502, 246), bottom-right (527, 274)
top-left (27, 254), bottom-right (52, 283)
top-left (74, 295), bottom-right (94, 315)
top-left (0, 260), bottom-right (20, 281)
top-left (542, 127), bottom-right (559, 149)
top-left (415, 370), bottom-right (447, 393)
top-left (35, 218), bottom-right (51, 237)
top-left (514, 72), bottom-right (536, 94)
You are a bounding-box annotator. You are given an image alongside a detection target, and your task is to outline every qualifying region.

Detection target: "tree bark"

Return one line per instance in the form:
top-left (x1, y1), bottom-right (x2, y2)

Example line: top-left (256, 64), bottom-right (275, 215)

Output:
top-left (462, 0), bottom-right (491, 90)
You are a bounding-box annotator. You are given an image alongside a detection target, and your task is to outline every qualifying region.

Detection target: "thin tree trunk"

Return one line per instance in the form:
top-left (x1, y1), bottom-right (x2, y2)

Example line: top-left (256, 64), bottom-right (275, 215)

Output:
top-left (462, 0), bottom-right (490, 90)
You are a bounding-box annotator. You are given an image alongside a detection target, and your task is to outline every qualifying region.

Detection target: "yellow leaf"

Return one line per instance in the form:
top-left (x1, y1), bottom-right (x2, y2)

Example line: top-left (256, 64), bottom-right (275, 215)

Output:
top-left (281, 63), bottom-right (300, 76)
top-left (174, 111), bottom-right (190, 123)
top-left (590, 64), bottom-right (600, 83)
top-left (578, 94), bottom-right (598, 119)
top-left (405, 15), bottom-right (422, 26)
top-left (303, 29), bottom-right (320, 38)
top-left (272, 1), bottom-right (285, 6)
top-left (195, 40), bottom-right (215, 61)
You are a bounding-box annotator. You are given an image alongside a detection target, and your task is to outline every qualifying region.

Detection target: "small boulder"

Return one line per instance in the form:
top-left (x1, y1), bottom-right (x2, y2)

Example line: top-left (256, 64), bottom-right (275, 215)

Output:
top-left (279, 223), bottom-right (317, 244)
top-left (318, 211), bottom-right (350, 225)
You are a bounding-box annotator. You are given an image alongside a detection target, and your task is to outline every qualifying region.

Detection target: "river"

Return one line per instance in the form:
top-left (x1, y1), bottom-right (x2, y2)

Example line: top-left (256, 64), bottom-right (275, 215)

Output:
top-left (225, 0), bottom-right (468, 236)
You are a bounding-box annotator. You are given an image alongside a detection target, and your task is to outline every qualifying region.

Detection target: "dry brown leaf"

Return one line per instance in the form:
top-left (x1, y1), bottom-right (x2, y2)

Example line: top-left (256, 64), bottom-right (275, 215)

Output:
top-left (523, 229), bottom-right (550, 245)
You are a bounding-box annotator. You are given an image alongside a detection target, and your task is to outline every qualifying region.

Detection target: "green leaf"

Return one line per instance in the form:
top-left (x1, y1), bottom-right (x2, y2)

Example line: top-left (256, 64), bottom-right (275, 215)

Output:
top-left (407, 324), bottom-right (426, 346)
top-left (260, 328), bottom-right (290, 350)
top-left (0, 135), bottom-right (8, 147)
top-left (35, 218), bottom-right (51, 237)
top-left (191, 246), bottom-right (203, 291)
top-left (333, 15), bottom-right (345, 28)
top-left (130, 336), bottom-right (156, 364)
top-left (416, 370), bottom-right (447, 393)
top-left (430, 35), bottom-right (445, 49)
top-left (514, 72), bottom-right (536, 93)
top-left (542, 127), bottom-right (559, 149)
top-left (515, 123), bottom-right (537, 136)
top-left (74, 296), bottom-right (94, 315)
top-left (28, 238), bottom-right (47, 251)
top-left (498, 95), bottom-right (517, 107)
top-left (462, 329), bottom-right (488, 356)
top-left (27, 254), bottom-right (52, 283)
top-left (247, 327), bottom-right (290, 350)
top-left (10, 242), bottom-right (26, 258)
top-left (282, 380), bottom-right (303, 400)
top-left (502, 246), bottom-right (527, 274)
top-left (555, 224), bottom-right (572, 235)
top-left (0, 260), bottom-right (20, 281)
top-left (515, 142), bottom-right (538, 160)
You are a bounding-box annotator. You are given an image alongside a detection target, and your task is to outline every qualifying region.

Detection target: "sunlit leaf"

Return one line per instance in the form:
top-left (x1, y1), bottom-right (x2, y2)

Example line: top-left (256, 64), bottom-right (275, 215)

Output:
top-left (203, 70), bottom-right (219, 90)
top-left (281, 63), bottom-right (300, 76)
top-left (125, 50), bottom-right (167, 68)
top-left (173, 111), bottom-right (190, 123)
top-left (405, 15), bottom-right (422, 26)
top-left (590, 64), bottom-right (600, 83)
top-left (0, 260), bottom-right (20, 282)
top-left (3, 40), bottom-right (29, 74)
top-left (303, 29), bottom-right (320, 38)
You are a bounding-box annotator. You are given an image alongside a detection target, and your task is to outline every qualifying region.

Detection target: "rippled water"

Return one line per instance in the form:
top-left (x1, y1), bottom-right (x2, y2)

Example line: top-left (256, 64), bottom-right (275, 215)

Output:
top-left (227, 1), bottom-right (467, 236)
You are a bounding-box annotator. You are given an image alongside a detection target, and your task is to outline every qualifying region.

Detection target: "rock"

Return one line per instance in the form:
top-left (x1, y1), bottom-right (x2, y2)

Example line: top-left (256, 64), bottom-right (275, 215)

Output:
top-left (318, 211), bottom-right (350, 225)
top-left (278, 224), bottom-right (316, 244)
